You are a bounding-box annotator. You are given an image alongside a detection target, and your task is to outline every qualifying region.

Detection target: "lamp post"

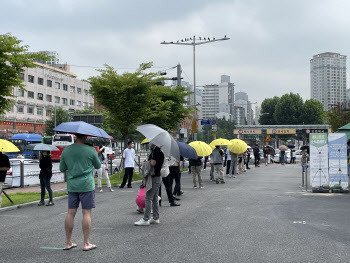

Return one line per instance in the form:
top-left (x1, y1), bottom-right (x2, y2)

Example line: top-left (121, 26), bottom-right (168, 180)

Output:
top-left (161, 35), bottom-right (230, 140)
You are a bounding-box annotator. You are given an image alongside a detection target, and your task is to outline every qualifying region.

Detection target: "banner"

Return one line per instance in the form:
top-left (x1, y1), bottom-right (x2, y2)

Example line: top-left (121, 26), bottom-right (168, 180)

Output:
top-left (328, 133), bottom-right (348, 188)
top-left (310, 133), bottom-right (328, 187)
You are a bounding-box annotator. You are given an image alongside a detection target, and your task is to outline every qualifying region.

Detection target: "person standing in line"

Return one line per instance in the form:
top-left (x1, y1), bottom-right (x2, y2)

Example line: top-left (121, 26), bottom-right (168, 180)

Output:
top-left (120, 141), bottom-right (135, 189)
top-left (38, 151), bottom-right (54, 206)
top-left (253, 144), bottom-right (260, 167)
top-left (203, 156), bottom-right (208, 170)
top-left (169, 156), bottom-right (182, 197)
top-left (224, 148), bottom-right (232, 177)
top-left (263, 146), bottom-right (268, 166)
top-left (211, 146), bottom-right (225, 184)
top-left (159, 154), bottom-right (180, 207)
top-left (60, 133), bottom-right (101, 251)
top-left (246, 150), bottom-right (251, 170)
top-left (229, 151), bottom-right (238, 178)
top-left (135, 144), bottom-right (164, 226)
top-left (97, 146), bottom-right (114, 192)
top-left (190, 157), bottom-right (204, 188)
top-left (267, 147), bottom-right (272, 164)
top-left (0, 151), bottom-right (10, 208)
top-left (280, 150), bottom-right (286, 165)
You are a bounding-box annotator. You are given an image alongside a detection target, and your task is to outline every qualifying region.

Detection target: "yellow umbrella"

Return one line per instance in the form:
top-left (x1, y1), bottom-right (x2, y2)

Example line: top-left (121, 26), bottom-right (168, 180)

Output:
top-left (141, 138), bottom-right (149, 144)
top-left (209, 138), bottom-right (231, 149)
top-left (227, 139), bottom-right (247, 154)
top-left (0, 139), bottom-right (20, 153)
top-left (189, 141), bottom-right (213, 157)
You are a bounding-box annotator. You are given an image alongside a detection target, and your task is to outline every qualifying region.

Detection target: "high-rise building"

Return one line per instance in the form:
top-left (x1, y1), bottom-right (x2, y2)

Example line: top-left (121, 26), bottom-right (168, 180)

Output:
top-left (234, 92), bottom-right (254, 125)
top-left (310, 52), bottom-right (347, 111)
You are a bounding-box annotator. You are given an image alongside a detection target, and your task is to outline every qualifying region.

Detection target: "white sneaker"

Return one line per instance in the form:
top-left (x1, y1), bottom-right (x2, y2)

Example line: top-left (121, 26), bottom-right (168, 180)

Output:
top-left (149, 218), bottom-right (160, 224)
top-left (193, 186), bottom-right (198, 189)
top-left (199, 186), bottom-right (204, 189)
top-left (134, 218), bottom-right (150, 226)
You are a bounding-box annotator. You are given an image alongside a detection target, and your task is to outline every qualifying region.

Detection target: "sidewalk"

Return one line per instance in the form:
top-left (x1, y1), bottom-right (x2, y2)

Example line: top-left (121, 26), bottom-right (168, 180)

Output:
top-left (4, 182), bottom-right (67, 194)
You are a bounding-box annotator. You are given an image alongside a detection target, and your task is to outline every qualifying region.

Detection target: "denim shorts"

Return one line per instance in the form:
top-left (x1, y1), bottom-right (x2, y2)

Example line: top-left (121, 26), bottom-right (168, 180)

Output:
top-left (68, 190), bottom-right (95, 210)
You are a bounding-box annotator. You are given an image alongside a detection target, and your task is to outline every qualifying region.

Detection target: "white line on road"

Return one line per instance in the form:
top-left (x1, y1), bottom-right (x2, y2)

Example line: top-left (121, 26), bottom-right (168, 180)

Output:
top-left (0, 215), bottom-right (28, 218)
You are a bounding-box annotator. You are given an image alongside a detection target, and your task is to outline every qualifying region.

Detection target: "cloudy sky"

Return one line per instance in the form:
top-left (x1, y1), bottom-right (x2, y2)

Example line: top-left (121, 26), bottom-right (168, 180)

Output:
top-left (1, 0), bottom-right (349, 106)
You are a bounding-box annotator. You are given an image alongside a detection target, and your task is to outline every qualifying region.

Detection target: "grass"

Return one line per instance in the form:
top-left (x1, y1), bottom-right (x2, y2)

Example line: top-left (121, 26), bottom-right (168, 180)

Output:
top-left (1, 191), bottom-right (68, 208)
top-left (95, 170), bottom-right (143, 186)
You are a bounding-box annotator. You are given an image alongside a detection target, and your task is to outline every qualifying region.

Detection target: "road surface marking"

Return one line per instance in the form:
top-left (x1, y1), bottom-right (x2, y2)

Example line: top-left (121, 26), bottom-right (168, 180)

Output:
top-left (0, 215), bottom-right (28, 218)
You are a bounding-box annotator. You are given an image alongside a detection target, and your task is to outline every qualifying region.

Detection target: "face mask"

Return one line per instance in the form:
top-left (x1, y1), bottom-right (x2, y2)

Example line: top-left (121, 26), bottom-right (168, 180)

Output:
top-left (131, 144), bottom-right (135, 148)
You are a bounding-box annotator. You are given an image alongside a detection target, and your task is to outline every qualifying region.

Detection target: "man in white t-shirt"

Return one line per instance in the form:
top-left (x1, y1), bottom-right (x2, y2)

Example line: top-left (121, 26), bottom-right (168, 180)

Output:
top-left (120, 141), bottom-right (135, 188)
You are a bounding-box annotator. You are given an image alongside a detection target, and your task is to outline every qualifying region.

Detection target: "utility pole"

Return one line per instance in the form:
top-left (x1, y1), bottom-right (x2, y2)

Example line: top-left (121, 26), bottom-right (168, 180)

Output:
top-left (161, 35), bottom-right (230, 141)
top-left (177, 63), bottom-right (181, 87)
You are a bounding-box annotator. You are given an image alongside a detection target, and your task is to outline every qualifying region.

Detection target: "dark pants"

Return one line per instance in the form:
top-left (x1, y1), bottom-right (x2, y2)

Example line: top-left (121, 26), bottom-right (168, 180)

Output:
top-left (254, 155), bottom-right (260, 166)
top-left (203, 157), bottom-right (208, 169)
top-left (169, 166), bottom-right (181, 196)
top-left (226, 160), bottom-right (231, 174)
top-left (121, 167), bottom-right (133, 187)
top-left (40, 176), bottom-right (53, 202)
top-left (246, 157), bottom-right (250, 168)
top-left (159, 175), bottom-right (175, 204)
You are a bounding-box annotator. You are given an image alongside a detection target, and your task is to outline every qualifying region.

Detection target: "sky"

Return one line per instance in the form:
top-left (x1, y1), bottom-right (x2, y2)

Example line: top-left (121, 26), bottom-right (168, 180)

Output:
top-left (1, 0), bottom-right (350, 107)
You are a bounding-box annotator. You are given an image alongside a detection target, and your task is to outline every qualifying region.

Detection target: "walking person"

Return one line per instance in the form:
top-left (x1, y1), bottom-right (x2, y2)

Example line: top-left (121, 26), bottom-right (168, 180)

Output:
top-left (0, 150), bottom-right (10, 208)
top-left (135, 144), bottom-right (164, 226)
top-left (290, 149), bottom-right (296, 164)
top-left (263, 146), bottom-right (268, 166)
top-left (38, 151), bottom-right (54, 206)
top-left (253, 144), bottom-right (260, 167)
top-left (190, 157), bottom-right (204, 188)
top-left (211, 146), bottom-right (225, 184)
top-left (97, 146), bottom-right (113, 192)
top-left (60, 133), bottom-right (101, 251)
top-left (224, 148), bottom-right (231, 176)
top-left (120, 141), bottom-right (135, 188)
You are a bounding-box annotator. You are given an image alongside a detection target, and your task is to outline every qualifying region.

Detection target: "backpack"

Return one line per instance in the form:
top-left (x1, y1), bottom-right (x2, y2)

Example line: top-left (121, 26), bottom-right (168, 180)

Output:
top-left (160, 155), bottom-right (170, 178)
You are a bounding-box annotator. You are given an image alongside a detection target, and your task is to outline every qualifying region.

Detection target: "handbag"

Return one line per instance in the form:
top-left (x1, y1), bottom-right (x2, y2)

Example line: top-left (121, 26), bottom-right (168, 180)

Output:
top-left (160, 155), bottom-right (170, 178)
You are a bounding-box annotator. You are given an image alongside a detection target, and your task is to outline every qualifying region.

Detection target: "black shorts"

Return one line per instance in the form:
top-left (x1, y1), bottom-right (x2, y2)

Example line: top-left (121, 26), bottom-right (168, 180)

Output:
top-left (68, 190), bottom-right (95, 210)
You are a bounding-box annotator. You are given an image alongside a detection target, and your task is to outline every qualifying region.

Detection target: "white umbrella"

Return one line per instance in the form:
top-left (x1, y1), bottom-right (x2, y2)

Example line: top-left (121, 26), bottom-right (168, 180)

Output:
top-left (136, 124), bottom-right (180, 160)
top-left (33, 143), bottom-right (60, 151)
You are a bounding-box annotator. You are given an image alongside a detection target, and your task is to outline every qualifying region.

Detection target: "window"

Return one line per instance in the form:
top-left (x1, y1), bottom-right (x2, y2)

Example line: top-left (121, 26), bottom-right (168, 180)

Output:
top-left (62, 98), bottom-right (68, 105)
top-left (63, 84), bottom-right (68, 91)
top-left (17, 106), bottom-right (24, 113)
top-left (18, 89), bottom-right (25, 97)
top-left (55, 96), bottom-right (60, 103)
top-left (70, 99), bottom-right (75, 105)
top-left (47, 80), bottom-right (52, 87)
top-left (46, 95), bottom-right (52, 102)
top-left (55, 82), bottom-right (60, 89)
top-left (70, 86), bottom-right (75, 93)
top-left (27, 106), bottom-right (34, 115)
top-left (77, 101), bottom-right (81, 106)
top-left (77, 88), bottom-right (82, 94)
top-left (37, 108), bottom-right (43, 115)
top-left (83, 102), bottom-right (87, 107)
top-left (37, 93), bottom-right (43, 100)
top-left (46, 109), bottom-right (52, 117)
top-left (28, 75), bottom-right (34, 83)
top-left (84, 89), bottom-right (88, 95)
top-left (38, 77), bottom-right (44, 85)
top-left (28, 91), bottom-right (34, 98)
top-left (18, 73), bottom-right (24, 80)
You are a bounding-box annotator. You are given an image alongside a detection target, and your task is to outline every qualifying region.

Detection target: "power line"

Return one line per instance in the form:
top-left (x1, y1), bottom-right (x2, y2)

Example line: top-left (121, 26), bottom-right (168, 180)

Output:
top-left (69, 64), bottom-right (176, 70)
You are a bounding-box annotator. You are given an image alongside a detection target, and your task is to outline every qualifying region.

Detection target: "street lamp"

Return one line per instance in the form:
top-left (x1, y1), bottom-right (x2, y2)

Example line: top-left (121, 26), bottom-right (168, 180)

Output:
top-left (161, 35), bottom-right (230, 140)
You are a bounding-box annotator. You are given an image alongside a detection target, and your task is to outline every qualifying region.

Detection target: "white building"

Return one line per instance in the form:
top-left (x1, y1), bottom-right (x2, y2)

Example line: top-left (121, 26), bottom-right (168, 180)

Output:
top-left (255, 106), bottom-right (261, 125)
top-left (5, 62), bottom-right (94, 123)
top-left (234, 92), bottom-right (254, 125)
top-left (310, 52), bottom-right (347, 111)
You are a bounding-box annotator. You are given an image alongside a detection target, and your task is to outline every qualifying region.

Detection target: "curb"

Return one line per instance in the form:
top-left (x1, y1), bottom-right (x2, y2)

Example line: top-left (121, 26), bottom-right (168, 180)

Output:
top-left (0, 180), bottom-right (144, 213)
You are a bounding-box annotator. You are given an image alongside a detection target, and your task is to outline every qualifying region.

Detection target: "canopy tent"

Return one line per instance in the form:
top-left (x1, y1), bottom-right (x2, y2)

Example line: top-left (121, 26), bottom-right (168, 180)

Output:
top-left (336, 123), bottom-right (350, 139)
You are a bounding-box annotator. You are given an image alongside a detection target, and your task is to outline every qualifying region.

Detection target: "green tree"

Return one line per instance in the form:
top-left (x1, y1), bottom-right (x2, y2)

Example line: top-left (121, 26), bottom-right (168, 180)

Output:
top-left (325, 104), bottom-right (350, 131)
top-left (143, 85), bottom-right (194, 131)
top-left (88, 63), bottom-right (162, 145)
top-left (0, 33), bottom-right (47, 115)
top-left (274, 93), bottom-right (304, 124)
top-left (300, 99), bottom-right (324, 124)
top-left (259, 96), bottom-right (280, 125)
top-left (44, 107), bottom-right (72, 135)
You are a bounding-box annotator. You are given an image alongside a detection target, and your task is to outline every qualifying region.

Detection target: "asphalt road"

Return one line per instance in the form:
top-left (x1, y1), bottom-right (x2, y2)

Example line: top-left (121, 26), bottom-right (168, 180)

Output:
top-left (1, 163), bottom-right (350, 263)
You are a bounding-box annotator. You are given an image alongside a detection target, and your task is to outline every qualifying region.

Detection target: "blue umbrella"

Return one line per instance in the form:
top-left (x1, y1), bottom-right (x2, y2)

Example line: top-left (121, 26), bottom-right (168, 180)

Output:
top-left (177, 142), bottom-right (198, 159)
top-left (53, 121), bottom-right (110, 139)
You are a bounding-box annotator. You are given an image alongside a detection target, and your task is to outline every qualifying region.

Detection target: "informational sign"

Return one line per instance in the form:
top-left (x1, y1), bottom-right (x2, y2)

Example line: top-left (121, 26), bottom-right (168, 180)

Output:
top-left (264, 135), bottom-right (271, 142)
top-left (233, 129), bottom-right (262, 135)
top-left (212, 119), bottom-right (216, 125)
top-left (212, 131), bottom-right (216, 137)
top-left (191, 121), bottom-right (198, 133)
top-left (310, 133), bottom-right (329, 187)
top-left (302, 129), bottom-right (328, 134)
top-left (267, 129), bottom-right (296, 135)
top-left (212, 125), bottom-right (217, 131)
top-left (328, 133), bottom-right (348, 187)
top-left (200, 120), bottom-right (211, 125)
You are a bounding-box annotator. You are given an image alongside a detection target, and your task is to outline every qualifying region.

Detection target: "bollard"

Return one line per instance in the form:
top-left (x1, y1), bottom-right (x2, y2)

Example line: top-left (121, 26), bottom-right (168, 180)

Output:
top-left (302, 164), bottom-right (305, 187)
top-left (20, 161), bottom-right (24, 188)
top-left (305, 164), bottom-right (308, 191)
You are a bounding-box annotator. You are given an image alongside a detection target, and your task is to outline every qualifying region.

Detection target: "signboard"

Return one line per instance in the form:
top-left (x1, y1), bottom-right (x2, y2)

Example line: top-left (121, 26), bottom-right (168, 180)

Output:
top-left (264, 135), bottom-right (271, 142)
top-left (310, 133), bottom-right (328, 187)
top-left (267, 129), bottom-right (296, 134)
top-left (201, 120), bottom-right (211, 125)
top-left (191, 121), bottom-right (198, 133)
top-left (212, 131), bottom-right (216, 137)
top-left (72, 114), bottom-right (103, 126)
top-left (212, 125), bottom-right (217, 131)
top-left (328, 133), bottom-right (348, 188)
top-left (302, 129), bottom-right (328, 134)
top-left (233, 129), bottom-right (262, 135)
top-left (212, 119), bottom-right (216, 125)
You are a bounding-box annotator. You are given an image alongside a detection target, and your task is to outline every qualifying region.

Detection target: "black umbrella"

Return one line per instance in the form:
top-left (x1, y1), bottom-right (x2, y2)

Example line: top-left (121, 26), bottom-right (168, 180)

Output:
top-left (300, 145), bottom-right (309, 154)
top-left (287, 144), bottom-right (295, 149)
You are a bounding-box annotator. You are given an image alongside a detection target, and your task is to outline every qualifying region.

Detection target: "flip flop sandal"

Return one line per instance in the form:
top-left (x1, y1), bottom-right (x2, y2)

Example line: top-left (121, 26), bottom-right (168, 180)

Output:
top-left (83, 244), bottom-right (97, 251)
top-left (63, 243), bottom-right (77, 250)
